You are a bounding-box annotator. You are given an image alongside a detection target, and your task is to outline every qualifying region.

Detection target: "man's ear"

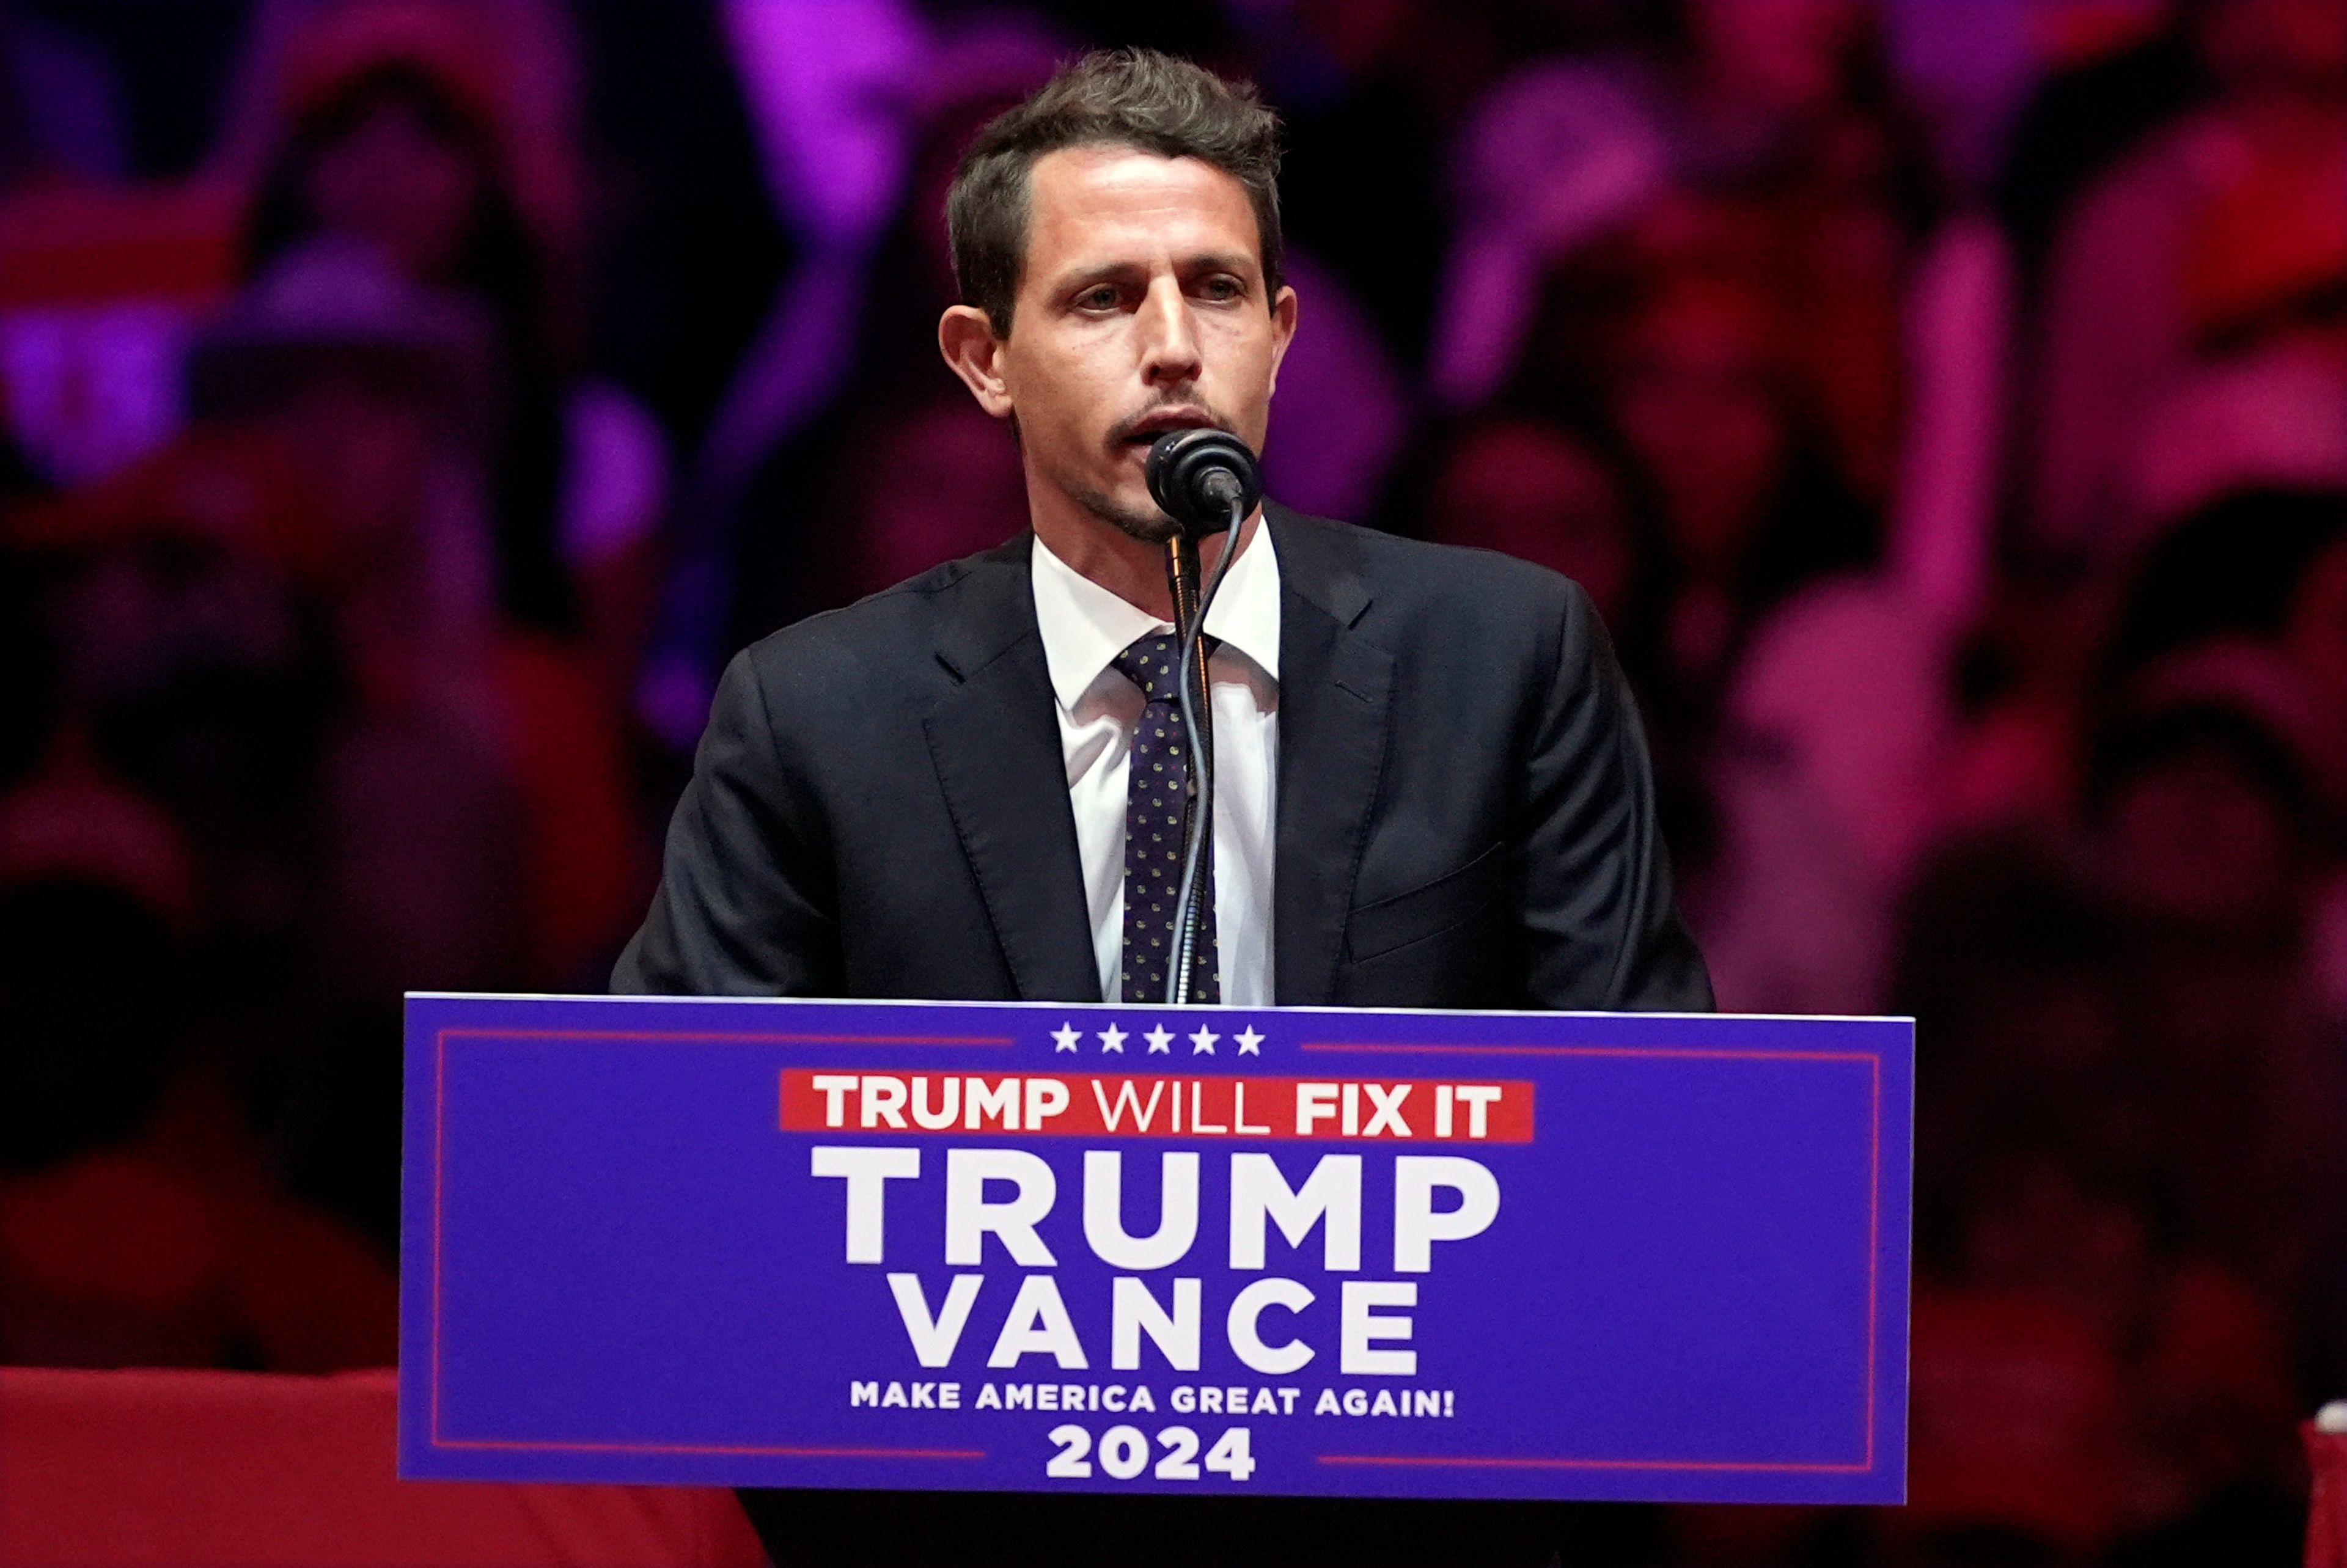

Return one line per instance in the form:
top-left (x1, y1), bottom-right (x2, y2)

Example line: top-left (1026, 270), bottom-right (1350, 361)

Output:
top-left (939, 305), bottom-right (1014, 419)
top-left (1265, 284), bottom-right (1299, 400)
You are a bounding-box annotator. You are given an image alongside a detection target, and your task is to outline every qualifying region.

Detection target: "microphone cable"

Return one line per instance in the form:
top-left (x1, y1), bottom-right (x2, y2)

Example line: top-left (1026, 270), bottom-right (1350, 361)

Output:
top-left (1163, 489), bottom-right (1247, 1006)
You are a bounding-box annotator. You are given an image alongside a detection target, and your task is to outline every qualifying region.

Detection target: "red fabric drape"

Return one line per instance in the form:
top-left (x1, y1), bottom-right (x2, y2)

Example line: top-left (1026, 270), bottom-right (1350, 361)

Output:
top-left (0, 1366), bottom-right (767, 1568)
top-left (2307, 1420), bottom-right (2347, 1568)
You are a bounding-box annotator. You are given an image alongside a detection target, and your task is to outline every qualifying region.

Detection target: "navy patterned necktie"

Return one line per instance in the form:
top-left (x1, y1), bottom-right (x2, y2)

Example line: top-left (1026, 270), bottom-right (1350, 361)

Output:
top-left (1111, 632), bottom-right (1219, 1003)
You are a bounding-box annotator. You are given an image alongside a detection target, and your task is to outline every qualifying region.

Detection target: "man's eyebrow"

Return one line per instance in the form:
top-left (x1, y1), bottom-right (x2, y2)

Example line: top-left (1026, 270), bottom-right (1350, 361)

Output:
top-left (1047, 259), bottom-right (1147, 294)
top-left (1044, 252), bottom-right (1263, 295)
top-left (1180, 251), bottom-right (1258, 277)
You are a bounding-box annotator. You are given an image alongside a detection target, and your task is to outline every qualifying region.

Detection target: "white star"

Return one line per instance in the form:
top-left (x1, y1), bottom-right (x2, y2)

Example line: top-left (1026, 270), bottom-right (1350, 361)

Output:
top-left (1235, 1027), bottom-right (1264, 1056)
top-left (1052, 1022), bottom-right (1082, 1053)
top-left (1098, 1023), bottom-right (1128, 1053)
top-left (1144, 1025), bottom-right (1174, 1054)
top-left (1189, 1026), bottom-right (1219, 1055)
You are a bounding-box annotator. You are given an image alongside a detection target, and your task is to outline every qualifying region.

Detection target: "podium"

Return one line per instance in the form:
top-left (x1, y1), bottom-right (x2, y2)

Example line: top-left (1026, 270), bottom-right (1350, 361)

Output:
top-left (400, 994), bottom-right (1911, 1507)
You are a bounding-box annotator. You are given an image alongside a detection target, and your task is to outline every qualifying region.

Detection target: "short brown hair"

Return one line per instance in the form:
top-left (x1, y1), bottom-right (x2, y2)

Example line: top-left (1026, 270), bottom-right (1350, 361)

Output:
top-left (946, 48), bottom-right (1283, 339)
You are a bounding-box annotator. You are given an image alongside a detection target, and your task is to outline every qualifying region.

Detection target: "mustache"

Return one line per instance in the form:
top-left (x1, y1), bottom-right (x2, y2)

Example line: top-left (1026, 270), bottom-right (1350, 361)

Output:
top-left (1106, 401), bottom-right (1235, 445)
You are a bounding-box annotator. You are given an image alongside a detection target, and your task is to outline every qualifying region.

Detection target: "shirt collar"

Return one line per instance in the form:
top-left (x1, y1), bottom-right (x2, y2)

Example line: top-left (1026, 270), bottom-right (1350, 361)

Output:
top-left (1030, 519), bottom-right (1282, 713)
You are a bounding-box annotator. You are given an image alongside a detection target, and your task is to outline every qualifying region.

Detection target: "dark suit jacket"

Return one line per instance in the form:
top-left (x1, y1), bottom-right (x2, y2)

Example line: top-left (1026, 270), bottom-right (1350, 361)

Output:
top-left (615, 504), bottom-right (1710, 1013)
top-left (615, 504), bottom-right (1709, 1566)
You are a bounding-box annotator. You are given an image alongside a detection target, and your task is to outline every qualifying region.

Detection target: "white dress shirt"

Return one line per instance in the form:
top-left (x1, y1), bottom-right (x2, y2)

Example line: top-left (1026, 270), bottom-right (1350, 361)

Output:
top-left (1030, 524), bottom-right (1281, 1005)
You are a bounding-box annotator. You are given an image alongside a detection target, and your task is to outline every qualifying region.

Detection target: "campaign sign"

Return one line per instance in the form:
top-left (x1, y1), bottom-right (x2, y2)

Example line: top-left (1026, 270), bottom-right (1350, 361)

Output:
top-left (400, 995), bottom-right (1911, 1504)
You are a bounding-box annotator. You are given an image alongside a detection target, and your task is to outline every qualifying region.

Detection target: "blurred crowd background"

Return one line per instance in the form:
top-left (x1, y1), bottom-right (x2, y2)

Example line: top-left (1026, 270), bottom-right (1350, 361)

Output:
top-left (1, 1), bottom-right (2344, 1562)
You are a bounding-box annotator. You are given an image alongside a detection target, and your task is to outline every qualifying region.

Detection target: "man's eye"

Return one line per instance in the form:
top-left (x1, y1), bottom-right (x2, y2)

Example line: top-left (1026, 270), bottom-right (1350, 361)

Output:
top-left (1078, 286), bottom-right (1120, 310)
top-left (1202, 277), bottom-right (1242, 301)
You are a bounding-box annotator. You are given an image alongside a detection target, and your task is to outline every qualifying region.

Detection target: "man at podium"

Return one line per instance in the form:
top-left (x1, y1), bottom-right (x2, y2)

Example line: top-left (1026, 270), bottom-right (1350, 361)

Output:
top-left (617, 45), bottom-right (1710, 1568)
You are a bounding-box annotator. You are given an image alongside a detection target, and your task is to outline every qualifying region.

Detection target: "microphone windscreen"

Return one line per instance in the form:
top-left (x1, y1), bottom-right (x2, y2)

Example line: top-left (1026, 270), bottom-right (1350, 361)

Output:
top-left (1146, 429), bottom-right (1263, 538)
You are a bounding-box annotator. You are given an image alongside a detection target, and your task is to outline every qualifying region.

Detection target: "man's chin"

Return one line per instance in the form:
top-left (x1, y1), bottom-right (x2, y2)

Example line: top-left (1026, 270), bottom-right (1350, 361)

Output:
top-left (1074, 484), bottom-right (1179, 545)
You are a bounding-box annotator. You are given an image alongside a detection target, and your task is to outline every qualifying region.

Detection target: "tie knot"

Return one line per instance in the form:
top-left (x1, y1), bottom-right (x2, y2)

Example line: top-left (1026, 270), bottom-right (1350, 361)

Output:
top-left (1112, 632), bottom-right (1185, 703)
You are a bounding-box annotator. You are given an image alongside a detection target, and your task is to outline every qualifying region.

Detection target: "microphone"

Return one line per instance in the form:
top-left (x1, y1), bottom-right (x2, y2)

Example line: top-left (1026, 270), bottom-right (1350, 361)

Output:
top-left (1142, 428), bottom-right (1262, 1005)
top-left (1146, 428), bottom-right (1263, 541)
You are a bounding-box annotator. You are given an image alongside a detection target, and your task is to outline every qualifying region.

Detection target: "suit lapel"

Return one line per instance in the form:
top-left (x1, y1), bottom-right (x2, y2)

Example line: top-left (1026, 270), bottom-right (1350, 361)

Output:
top-left (923, 538), bottom-right (1102, 1003)
top-left (1268, 508), bottom-right (1394, 1006)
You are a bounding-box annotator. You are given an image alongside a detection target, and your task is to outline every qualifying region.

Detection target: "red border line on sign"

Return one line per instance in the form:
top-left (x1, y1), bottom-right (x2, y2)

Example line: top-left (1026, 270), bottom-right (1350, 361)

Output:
top-left (427, 1025), bottom-right (1010, 1456)
top-left (1315, 1454), bottom-right (1871, 1473)
top-left (432, 1026), bottom-right (448, 1446)
top-left (1300, 1042), bottom-right (1873, 1063)
top-left (1865, 1049), bottom-right (1879, 1470)
top-left (436, 1438), bottom-right (986, 1459)
top-left (1300, 1039), bottom-right (1886, 1479)
top-left (430, 1027), bottom-right (1892, 1476)
top-left (437, 1028), bottom-right (1016, 1046)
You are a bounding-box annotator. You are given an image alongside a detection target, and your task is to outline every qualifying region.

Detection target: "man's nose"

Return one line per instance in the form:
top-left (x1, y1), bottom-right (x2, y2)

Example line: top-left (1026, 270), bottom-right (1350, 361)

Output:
top-left (1136, 276), bottom-right (1202, 389)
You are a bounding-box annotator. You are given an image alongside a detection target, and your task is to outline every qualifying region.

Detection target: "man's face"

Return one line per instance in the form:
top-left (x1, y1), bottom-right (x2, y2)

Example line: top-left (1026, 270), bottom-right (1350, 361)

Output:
top-left (956, 145), bottom-right (1296, 543)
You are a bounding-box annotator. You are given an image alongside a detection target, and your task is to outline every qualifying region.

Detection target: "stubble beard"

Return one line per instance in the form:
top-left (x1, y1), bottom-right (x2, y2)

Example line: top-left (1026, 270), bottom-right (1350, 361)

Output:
top-left (1071, 399), bottom-right (1240, 546)
top-left (1071, 480), bottom-right (1179, 545)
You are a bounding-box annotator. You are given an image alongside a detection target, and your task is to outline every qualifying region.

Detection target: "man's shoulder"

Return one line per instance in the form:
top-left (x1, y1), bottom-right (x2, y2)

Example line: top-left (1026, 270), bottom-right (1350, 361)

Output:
top-left (1269, 504), bottom-right (1585, 637)
top-left (733, 534), bottom-right (1032, 694)
top-left (722, 532), bottom-right (1037, 727)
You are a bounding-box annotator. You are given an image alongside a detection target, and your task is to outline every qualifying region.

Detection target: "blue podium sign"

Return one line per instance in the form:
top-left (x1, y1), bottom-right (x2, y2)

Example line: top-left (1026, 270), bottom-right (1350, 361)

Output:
top-left (400, 995), bottom-right (1911, 1505)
